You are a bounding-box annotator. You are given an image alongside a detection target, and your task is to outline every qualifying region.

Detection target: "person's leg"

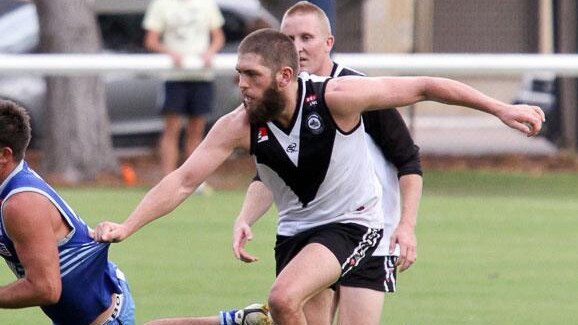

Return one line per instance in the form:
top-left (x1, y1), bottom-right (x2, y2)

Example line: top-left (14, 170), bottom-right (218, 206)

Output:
top-left (159, 114), bottom-right (182, 175)
top-left (303, 289), bottom-right (334, 325)
top-left (159, 81), bottom-right (187, 175)
top-left (144, 317), bottom-right (218, 325)
top-left (185, 81), bottom-right (212, 157)
top-left (184, 115), bottom-right (206, 157)
top-left (334, 254), bottom-right (386, 325)
top-left (268, 243), bottom-right (341, 325)
top-left (336, 286), bottom-right (384, 325)
top-left (143, 304), bottom-right (271, 325)
top-left (330, 287), bottom-right (340, 324)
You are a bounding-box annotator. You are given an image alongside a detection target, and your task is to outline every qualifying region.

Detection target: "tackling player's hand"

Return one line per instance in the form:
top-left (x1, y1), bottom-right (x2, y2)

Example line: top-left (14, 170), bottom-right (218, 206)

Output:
top-left (390, 222), bottom-right (417, 272)
top-left (233, 221), bottom-right (258, 263)
top-left (91, 222), bottom-right (130, 243)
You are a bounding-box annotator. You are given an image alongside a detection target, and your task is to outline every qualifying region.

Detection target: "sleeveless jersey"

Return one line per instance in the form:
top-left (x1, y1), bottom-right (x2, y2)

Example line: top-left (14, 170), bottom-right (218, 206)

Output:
top-left (250, 73), bottom-right (383, 236)
top-left (331, 62), bottom-right (402, 255)
top-left (0, 161), bottom-right (121, 325)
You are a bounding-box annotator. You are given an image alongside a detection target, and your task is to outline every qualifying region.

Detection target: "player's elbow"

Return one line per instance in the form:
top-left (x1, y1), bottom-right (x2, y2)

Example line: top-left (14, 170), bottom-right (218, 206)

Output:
top-left (35, 278), bottom-right (62, 305)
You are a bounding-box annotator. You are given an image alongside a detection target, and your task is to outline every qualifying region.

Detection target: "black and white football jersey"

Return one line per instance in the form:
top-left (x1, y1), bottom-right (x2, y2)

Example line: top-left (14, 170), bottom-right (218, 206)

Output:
top-left (250, 73), bottom-right (383, 236)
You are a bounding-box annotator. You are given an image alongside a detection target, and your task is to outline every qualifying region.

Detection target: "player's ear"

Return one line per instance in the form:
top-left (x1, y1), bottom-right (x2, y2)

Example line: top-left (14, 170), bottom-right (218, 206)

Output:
top-left (0, 147), bottom-right (13, 164)
top-left (278, 66), bottom-right (294, 88)
top-left (325, 35), bottom-right (335, 53)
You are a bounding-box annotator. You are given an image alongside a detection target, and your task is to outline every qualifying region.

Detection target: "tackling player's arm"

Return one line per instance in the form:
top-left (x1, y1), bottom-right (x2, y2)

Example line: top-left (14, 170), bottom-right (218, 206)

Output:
top-left (0, 193), bottom-right (63, 308)
top-left (363, 109), bottom-right (423, 272)
top-left (94, 106), bottom-right (251, 243)
top-left (233, 180), bottom-right (274, 263)
top-left (324, 76), bottom-right (545, 136)
top-left (391, 174), bottom-right (422, 272)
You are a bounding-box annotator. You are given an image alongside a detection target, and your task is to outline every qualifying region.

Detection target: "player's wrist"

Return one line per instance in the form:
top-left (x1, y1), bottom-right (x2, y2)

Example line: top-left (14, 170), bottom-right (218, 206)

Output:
top-left (398, 219), bottom-right (416, 229)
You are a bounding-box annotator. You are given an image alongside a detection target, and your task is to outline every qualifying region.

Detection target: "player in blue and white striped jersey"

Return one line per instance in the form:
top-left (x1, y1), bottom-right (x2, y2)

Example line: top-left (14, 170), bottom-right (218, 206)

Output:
top-left (0, 100), bottom-right (135, 325)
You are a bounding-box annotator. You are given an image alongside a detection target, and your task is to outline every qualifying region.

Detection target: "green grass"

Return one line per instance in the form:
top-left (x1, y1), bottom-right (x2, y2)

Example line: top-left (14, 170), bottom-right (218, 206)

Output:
top-left (1, 170), bottom-right (577, 324)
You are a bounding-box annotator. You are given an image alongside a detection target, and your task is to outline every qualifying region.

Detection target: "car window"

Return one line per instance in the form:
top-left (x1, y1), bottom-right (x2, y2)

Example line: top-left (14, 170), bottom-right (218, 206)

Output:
top-left (0, 0), bottom-right (25, 16)
top-left (97, 7), bottom-right (252, 54)
top-left (97, 13), bottom-right (147, 53)
top-left (0, 1), bottom-right (39, 54)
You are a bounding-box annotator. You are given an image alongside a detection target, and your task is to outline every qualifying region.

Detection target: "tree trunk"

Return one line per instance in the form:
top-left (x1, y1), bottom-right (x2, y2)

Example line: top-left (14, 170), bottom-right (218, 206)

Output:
top-left (555, 0), bottom-right (578, 151)
top-left (35, 0), bottom-right (118, 183)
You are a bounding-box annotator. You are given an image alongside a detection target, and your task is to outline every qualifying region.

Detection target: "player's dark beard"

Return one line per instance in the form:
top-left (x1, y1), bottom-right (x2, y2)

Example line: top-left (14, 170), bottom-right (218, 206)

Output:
top-left (246, 84), bottom-right (286, 124)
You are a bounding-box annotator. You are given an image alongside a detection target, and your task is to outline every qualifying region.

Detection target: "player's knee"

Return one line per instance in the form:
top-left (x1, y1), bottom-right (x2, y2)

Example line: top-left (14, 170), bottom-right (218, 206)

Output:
top-left (268, 286), bottom-right (300, 318)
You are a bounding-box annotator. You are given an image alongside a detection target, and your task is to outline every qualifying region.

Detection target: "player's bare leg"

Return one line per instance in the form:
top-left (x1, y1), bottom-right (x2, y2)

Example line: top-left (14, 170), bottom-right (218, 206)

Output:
top-left (144, 304), bottom-right (271, 325)
top-left (304, 289), bottom-right (334, 325)
top-left (268, 243), bottom-right (341, 325)
top-left (336, 286), bottom-right (384, 325)
top-left (145, 317), bottom-right (218, 325)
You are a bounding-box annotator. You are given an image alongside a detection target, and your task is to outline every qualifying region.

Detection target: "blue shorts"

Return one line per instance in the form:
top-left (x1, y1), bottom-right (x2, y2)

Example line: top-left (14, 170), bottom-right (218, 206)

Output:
top-left (162, 81), bottom-right (214, 117)
top-left (50, 266), bottom-right (135, 325)
top-left (104, 267), bottom-right (135, 325)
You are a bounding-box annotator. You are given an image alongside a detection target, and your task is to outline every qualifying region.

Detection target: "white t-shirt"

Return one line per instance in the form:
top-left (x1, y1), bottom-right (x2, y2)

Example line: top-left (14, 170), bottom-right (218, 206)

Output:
top-left (143, 0), bottom-right (224, 80)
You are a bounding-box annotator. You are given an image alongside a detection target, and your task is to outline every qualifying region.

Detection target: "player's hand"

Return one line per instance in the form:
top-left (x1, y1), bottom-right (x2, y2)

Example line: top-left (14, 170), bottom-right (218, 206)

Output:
top-left (169, 52), bottom-right (184, 68)
top-left (201, 51), bottom-right (214, 68)
top-left (390, 222), bottom-right (417, 272)
top-left (233, 221), bottom-right (258, 263)
top-left (91, 221), bottom-right (130, 243)
top-left (498, 104), bottom-right (545, 137)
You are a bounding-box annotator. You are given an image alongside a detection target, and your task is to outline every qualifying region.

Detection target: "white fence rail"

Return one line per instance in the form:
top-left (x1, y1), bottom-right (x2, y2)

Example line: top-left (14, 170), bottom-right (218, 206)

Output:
top-left (1, 53), bottom-right (578, 76)
top-left (0, 53), bottom-right (562, 155)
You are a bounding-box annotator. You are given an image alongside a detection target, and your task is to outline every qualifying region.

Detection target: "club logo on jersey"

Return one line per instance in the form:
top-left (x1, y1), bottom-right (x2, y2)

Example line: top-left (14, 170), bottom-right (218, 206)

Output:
top-left (305, 94), bottom-right (318, 107)
top-left (286, 142), bottom-right (298, 153)
top-left (306, 113), bottom-right (323, 135)
top-left (257, 127), bottom-right (269, 143)
top-left (0, 243), bottom-right (11, 257)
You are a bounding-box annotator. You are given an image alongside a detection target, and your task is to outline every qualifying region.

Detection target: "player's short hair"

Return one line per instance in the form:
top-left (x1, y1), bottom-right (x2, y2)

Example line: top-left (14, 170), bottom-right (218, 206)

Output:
top-left (0, 99), bottom-right (32, 162)
top-left (283, 1), bottom-right (332, 35)
top-left (238, 28), bottom-right (299, 79)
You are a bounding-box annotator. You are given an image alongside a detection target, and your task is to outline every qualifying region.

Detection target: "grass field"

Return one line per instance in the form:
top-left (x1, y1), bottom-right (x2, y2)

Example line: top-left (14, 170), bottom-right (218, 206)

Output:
top-left (1, 170), bottom-right (577, 324)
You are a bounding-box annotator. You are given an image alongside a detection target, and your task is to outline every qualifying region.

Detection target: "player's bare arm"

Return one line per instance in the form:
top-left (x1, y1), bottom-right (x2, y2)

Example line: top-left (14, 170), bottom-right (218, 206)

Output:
top-left (324, 76), bottom-right (545, 136)
top-left (390, 174), bottom-right (422, 272)
top-left (0, 193), bottom-right (63, 307)
top-left (233, 181), bottom-right (274, 263)
top-left (94, 106), bottom-right (251, 243)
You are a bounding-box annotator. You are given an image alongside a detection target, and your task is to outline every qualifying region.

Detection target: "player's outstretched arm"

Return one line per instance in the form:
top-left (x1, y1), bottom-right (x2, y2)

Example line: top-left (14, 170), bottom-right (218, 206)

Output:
top-left (94, 107), bottom-right (250, 243)
top-left (233, 180), bottom-right (274, 263)
top-left (325, 76), bottom-right (545, 136)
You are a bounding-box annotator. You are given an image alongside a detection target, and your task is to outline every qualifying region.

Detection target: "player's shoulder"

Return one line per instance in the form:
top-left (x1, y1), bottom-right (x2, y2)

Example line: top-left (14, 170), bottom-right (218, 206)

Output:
top-left (220, 105), bottom-right (249, 125)
top-left (2, 191), bottom-right (55, 222)
top-left (333, 62), bottom-right (365, 77)
top-left (209, 105), bottom-right (250, 144)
